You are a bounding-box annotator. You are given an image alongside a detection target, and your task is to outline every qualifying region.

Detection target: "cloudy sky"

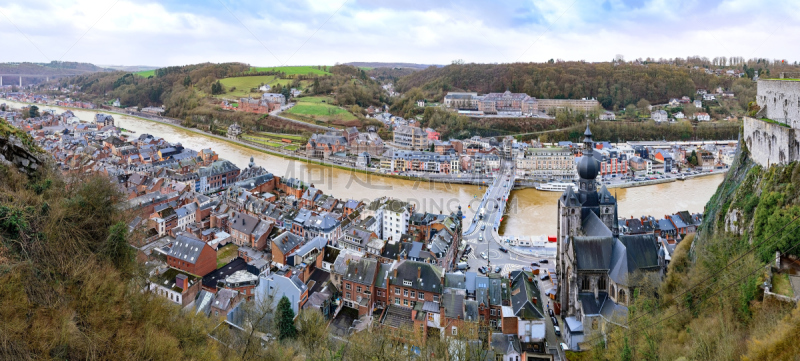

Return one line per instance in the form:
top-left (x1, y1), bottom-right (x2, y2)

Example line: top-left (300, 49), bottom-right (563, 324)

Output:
top-left (0, 0), bottom-right (798, 67)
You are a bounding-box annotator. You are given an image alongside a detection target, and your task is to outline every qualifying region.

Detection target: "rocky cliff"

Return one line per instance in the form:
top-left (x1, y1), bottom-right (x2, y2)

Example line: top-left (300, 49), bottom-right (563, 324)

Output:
top-left (0, 118), bottom-right (45, 175)
top-left (699, 138), bottom-right (800, 262)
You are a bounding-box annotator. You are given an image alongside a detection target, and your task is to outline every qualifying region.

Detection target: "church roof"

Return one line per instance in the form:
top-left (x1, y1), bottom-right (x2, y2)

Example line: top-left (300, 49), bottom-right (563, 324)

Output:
top-left (582, 211), bottom-right (612, 238)
top-left (572, 236), bottom-right (615, 271)
top-left (560, 186), bottom-right (581, 207)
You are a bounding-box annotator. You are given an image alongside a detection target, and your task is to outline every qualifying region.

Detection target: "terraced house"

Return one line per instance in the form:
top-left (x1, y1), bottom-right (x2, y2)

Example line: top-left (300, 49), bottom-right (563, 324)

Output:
top-left (391, 150), bottom-right (460, 174)
top-left (342, 258), bottom-right (380, 317)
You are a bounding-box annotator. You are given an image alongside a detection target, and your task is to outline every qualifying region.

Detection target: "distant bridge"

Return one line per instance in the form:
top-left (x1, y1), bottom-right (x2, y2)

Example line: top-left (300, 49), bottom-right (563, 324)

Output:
top-left (0, 73), bottom-right (80, 86)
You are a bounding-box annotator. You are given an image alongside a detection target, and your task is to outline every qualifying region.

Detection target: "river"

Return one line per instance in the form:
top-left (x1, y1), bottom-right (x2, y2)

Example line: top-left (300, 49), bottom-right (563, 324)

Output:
top-left (6, 100), bottom-right (725, 236)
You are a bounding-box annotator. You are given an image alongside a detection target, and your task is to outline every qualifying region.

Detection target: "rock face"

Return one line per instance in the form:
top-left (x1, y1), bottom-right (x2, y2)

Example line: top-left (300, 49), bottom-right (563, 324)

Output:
top-left (0, 134), bottom-right (44, 175)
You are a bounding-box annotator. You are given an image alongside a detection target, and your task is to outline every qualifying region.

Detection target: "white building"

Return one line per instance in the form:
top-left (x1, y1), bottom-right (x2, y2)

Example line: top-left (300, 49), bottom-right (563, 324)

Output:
top-left (652, 110), bottom-right (669, 123)
top-left (696, 112), bottom-right (711, 121)
top-left (381, 199), bottom-right (412, 242)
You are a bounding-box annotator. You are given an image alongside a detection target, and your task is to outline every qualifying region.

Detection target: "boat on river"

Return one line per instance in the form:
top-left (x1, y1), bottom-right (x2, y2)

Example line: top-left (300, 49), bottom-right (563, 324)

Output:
top-left (536, 182), bottom-right (578, 192)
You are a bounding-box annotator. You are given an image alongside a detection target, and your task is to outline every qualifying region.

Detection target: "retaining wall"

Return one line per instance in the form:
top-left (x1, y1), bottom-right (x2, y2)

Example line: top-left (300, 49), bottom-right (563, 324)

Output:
top-left (743, 116), bottom-right (800, 166)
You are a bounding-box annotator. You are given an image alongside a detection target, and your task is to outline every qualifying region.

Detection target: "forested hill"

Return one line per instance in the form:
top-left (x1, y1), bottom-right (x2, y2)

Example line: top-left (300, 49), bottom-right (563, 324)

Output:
top-left (0, 61), bottom-right (110, 75)
top-left (395, 62), bottom-right (748, 109)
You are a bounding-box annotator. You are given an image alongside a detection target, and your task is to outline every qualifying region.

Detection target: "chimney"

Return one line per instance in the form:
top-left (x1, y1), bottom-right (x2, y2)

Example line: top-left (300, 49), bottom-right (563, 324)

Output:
top-left (532, 296), bottom-right (537, 305)
top-left (393, 268), bottom-right (398, 278)
top-left (417, 267), bottom-right (421, 279)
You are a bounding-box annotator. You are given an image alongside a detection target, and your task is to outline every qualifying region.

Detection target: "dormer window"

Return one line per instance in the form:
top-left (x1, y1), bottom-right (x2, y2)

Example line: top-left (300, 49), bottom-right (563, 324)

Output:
top-left (403, 280), bottom-right (412, 286)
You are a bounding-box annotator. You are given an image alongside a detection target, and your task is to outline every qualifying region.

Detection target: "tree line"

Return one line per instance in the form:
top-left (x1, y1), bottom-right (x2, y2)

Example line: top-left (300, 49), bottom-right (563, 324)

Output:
top-left (392, 62), bottom-right (766, 115)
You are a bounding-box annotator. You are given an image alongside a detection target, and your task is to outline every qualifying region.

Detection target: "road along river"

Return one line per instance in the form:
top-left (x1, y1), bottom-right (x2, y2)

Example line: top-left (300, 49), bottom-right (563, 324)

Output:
top-left (7, 100), bottom-right (724, 236)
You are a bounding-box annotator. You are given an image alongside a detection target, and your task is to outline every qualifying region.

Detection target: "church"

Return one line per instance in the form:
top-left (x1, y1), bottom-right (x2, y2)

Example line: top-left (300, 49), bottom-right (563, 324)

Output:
top-left (556, 124), bottom-right (665, 349)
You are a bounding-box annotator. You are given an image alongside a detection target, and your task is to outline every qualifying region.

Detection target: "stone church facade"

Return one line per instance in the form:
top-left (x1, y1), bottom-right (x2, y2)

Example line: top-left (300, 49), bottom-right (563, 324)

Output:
top-left (556, 124), bottom-right (665, 349)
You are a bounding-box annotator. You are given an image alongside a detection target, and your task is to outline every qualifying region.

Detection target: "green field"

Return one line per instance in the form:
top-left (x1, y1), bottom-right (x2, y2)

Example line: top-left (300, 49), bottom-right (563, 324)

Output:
top-left (256, 131), bottom-right (306, 141)
top-left (249, 66), bottom-right (331, 76)
top-left (216, 75), bottom-right (301, 99)
top-left (285, 103), bottom-right (357, 121)
top-left (133, 69), bottom-right (155, 77)
top-left (241, 131), bottom-right (306, 149)
top-left (295, 96), bottom-right (335, 104)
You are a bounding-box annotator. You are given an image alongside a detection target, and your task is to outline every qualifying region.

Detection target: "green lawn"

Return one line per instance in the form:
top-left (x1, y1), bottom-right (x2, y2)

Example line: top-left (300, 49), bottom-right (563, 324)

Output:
top-left (249, 66), bottom-right (331, 76)
top-left (216, 75), bottom-right (300, 99)
top-left (255, 132), bottom-right (306, 141)
top-left (295, 96), bottom-right (335, 104)
top-left (241, 135), bottom-right (285, 148)
top-left (286, 103), bottom-right (357, 121)
top-left (216, 243), bottom-right (239, 269)
top-left (133, 69), bottom-right (155, 77)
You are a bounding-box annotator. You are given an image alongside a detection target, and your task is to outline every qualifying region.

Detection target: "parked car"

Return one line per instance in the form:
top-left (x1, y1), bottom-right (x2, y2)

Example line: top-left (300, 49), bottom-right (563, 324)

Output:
top-left (531, 262), bottom-right (540, 267)
top-left (548, 309), bottom-right (555, 318)
top-left (481, 225), bottom-right (486, 231)
top-left (478, 266), bottom-right (488, 274)
top-left (539, 259), bottom-right (549, 264)
top-left (498, 247), bottom-right (509, 253)
top-left (494, 266), bottom-right (502, 273)
top-left (479, 235), bottom-right (483, 242)
top-left (554, 325), bottom-right (561, 337)
top-left (560, 342), bottom-right (569, 351)
top-left (480, 252), bottom-right (488, 260)
top-left (551, 316), bottom-right (559, 327)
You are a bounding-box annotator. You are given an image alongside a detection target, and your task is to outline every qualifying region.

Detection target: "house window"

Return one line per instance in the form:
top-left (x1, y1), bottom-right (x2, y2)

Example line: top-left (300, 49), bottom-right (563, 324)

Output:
top-left (490, 309), bottom-right (495, 316)
top-left (395, 288), bottom-right (400, 295)
top-left (433, 295), bottom-right (439, 302)
top-left (598, 277), bottom-right (607, 292)
top-left (346, 283), bottom-right (351, 290)
top-left (395, 298), bottom-right (400, 305)
top-left (410, 291), bottom-right (415, 298)
top-left (346, 292), bottom-right (351, 299)
top-left (403, 280), bottom-right (412, 286)
top-left (403, 299), bottom-right (408, 306)
top-left (418, 292), bottom-right (424, 299)
top-left (404, 289), bottom-right (408, 297)
top-left (452, 327), bottom-right (457, 336)
top-left (582, 277), bottom-right (590, 291)
top-left (357, 286), bottom-right (362, 293)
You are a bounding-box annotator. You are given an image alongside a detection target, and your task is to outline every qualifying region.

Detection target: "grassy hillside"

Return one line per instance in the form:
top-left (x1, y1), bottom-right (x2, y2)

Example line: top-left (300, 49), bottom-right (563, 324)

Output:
top-left (133, 69), bottom-right (155, 77)
top-left (216, 75), bottom-right (300, 99)
top-left (0, 135), bottom-right (222, 358)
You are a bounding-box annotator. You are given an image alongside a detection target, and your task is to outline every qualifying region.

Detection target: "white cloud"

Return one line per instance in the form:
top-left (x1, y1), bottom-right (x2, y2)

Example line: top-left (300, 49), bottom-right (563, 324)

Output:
top-left (0, 0), bottom-right (797, 66)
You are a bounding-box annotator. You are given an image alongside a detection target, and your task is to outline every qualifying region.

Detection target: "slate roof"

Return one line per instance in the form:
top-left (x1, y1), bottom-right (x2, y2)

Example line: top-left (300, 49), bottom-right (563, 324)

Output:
top-left (230, 212), bottom-right (259, 235)
top-left (582, 211), bottom-right (612, 237)
top-left (657, 218), bottom-right (676, 232)
top-left (572, 236), bottom-right (615, 271)
top-left (167, 234), bottom-right (206, 265)
top-left (343, 258), bottom-right (378, 285)
top-left (578, 292), bottom-right (608, 315)
top-left (389, 260), bottom-right (443, 294)
top-left (442, 293), bottom-right (464, 319)
top-left (509, 272), bottom-right (545, 320)
top-left (464, 300), bottom-right (479, 321)
top-left (444, 272), bottom-right (467, 290)
top-left (272, 231), bottom-right (304, 255)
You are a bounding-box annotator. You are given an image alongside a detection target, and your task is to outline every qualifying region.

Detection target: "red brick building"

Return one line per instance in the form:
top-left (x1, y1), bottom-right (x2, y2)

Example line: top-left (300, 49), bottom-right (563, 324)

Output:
top-left (342, 258), bottom-right (379, 317)
top-left (165, 234), bottom-right (217, 277)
